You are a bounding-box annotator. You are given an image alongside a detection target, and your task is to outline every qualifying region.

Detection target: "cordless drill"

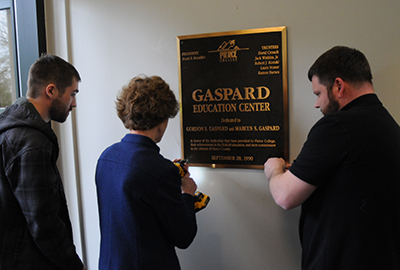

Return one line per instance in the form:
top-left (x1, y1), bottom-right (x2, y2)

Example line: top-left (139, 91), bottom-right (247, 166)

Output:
top-left (174, 159), bottom-right (210, 212)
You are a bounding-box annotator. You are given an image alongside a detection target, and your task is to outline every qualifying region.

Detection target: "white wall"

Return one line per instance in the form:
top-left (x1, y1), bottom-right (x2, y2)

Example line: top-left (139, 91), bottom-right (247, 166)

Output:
top-left (45, 0), bottom-right (400, 269)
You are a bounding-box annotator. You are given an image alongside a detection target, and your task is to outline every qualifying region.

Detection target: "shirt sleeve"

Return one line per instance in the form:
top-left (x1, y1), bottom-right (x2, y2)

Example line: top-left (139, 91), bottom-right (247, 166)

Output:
top-left (155, 166), bottom-right (197, 249)
top-left (289, 116), bottom-right (349, 186)
top-left (8, 148), bottom-right (83, 270)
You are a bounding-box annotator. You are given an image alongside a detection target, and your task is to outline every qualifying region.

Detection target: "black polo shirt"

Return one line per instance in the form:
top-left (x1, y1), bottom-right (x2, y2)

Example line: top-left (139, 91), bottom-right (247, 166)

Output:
top-left (290, 94), bottom-right (400, 270)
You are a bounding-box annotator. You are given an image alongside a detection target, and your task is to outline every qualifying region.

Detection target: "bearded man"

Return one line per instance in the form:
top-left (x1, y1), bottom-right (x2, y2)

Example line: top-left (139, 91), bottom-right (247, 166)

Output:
top-left (264, 46), bottom-right (400, 270)
top-left (0, 54), bottom-right (85, 270)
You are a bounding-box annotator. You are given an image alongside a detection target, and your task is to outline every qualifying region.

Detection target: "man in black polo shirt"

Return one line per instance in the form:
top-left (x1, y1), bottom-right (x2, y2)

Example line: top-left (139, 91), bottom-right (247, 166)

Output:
top-left (264, 46), bottom-right (400, 269)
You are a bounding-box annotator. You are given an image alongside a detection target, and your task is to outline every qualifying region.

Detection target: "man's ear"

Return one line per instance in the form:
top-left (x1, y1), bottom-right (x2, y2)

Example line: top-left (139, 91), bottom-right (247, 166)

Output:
top-left (45, 84), bottom-right (58, 99)
top-left (334, 78), bottom-right (345, 98)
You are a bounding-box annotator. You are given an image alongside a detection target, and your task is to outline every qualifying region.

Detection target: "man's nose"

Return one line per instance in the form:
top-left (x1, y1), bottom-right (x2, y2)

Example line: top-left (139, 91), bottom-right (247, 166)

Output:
top-left (71, 97), bottom-right (77, 108)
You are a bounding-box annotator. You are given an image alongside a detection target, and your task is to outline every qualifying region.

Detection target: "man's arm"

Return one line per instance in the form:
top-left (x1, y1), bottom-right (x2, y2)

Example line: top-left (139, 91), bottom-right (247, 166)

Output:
top-left (264, 158), bottom-right (317, 210)
top-left (10, 148), bottom-right (83, 270)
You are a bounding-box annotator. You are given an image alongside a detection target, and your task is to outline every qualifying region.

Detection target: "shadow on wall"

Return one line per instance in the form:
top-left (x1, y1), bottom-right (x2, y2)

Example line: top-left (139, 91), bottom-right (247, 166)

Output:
top-left (177, 167), bottom-right (301, 270)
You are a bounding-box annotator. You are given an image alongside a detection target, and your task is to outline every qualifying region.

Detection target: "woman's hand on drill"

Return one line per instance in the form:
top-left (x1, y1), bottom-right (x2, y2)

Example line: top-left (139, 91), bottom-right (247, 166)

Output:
top-left (181, 173), bottom-right (197, 195)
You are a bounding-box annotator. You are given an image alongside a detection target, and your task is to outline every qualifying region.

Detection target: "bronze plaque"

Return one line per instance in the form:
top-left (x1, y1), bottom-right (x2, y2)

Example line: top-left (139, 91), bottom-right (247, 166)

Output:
top-left (177, 27), bottom-right (288, 169)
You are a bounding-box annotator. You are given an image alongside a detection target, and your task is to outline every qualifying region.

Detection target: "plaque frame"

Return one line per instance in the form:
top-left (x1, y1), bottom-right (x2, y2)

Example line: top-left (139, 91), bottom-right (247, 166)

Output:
top-left (177, 26), bottom-right (288, 169)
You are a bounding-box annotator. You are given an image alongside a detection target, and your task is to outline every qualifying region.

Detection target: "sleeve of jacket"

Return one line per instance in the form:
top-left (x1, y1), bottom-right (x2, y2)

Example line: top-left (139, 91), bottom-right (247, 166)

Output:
top-left (7, 147), bottom-right (83, 270)
top-left (156, 165), bottom-right (197, 249)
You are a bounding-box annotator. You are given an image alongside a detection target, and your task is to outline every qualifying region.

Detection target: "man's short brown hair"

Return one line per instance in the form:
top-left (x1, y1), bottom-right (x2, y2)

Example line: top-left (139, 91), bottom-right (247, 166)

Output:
top-left (27, 54), bottom-right (81, 98)
top-left (308, 46), bottom-right (373, 90)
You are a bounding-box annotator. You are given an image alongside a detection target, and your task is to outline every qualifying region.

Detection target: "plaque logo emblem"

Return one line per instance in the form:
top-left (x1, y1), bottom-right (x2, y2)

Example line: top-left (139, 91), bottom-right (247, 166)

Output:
top-left (209, 40), bottom-right (249, 62)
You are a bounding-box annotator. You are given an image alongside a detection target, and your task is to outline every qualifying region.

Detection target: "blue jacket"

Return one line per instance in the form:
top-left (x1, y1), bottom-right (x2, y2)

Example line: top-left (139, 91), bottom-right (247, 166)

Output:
top-left (0, 98), bottom-right (83, 270)
top-left (96, 134), bottom-right (197, 270)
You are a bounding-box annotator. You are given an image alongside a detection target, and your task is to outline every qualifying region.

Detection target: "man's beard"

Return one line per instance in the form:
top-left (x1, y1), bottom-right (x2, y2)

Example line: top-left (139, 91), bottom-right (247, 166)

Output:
top-left (49, 98), bottom-right (71, 123)
top-left (322, 90), bottom-right (340, 116)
